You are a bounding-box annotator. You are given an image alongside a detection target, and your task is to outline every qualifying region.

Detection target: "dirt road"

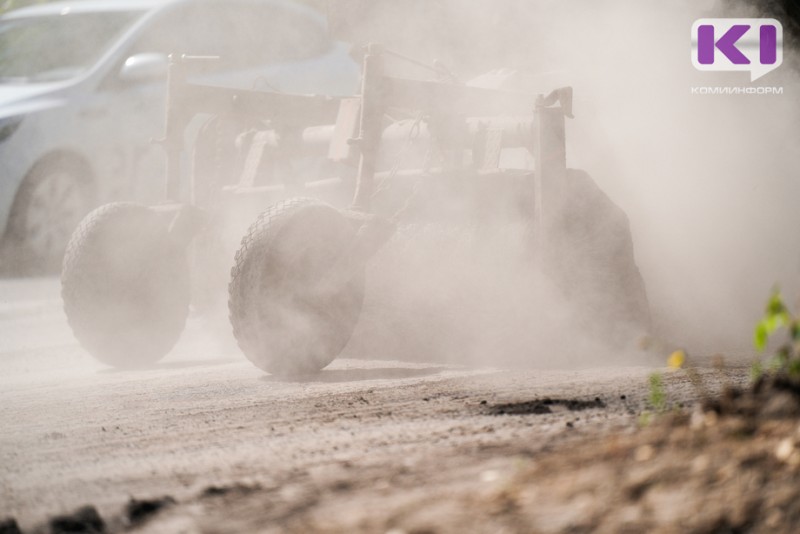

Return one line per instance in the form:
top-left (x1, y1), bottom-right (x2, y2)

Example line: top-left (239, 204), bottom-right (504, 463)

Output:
top-left (0, 278), bottom-right (754, 533)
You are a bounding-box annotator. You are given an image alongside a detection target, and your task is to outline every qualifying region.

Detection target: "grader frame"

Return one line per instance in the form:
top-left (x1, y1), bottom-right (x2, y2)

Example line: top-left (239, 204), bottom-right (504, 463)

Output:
top-left (62, 44), bottom-right (649, 374)
top-left (161, 45), bottom-right (573, 231)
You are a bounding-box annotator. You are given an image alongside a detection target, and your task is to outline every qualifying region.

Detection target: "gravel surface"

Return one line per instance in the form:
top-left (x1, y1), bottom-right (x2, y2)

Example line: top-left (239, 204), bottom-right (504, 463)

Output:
top-left (0, 278), bottom-right (760, 533)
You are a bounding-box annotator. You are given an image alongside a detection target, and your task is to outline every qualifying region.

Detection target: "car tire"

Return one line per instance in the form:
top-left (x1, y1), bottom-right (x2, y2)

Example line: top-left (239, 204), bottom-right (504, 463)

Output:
top-left (61, 203), bottom-right (190, 368)
top-left (3, 157), bottom-right (94, 276)
top-left (229, 198), bottom-right (365, 376)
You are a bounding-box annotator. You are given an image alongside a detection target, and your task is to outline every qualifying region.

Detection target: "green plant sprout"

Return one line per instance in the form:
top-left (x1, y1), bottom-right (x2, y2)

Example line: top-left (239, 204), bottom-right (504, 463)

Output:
top-left (752, 289), bottom-right (800, 379)
top-left (642, 350), bottom-right (689, 422)
top-left (648, 372), bottom-right (667, 412)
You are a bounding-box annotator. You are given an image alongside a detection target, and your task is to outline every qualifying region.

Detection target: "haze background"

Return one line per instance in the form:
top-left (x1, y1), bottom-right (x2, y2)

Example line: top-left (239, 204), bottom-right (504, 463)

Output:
top-left (3, 0), bottom-right (798, 359)
top-left (321, 0), bottom-right (800, 356)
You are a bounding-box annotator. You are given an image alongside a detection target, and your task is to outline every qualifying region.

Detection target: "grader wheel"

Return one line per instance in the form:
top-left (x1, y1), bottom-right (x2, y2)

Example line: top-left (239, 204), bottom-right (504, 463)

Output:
top-left (228, 198), bottom-right (365, 376)
top-left (61, 203), bottom-right (191, 368)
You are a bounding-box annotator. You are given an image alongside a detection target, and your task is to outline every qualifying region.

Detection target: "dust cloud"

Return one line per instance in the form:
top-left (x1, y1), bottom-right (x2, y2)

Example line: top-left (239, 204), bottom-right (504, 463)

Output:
top-left (538, 0), bottom-right (800, 356)
top-left (6, 0), bottom-right (799, 371)
top-left (326, 0), bottom-right (800, 362)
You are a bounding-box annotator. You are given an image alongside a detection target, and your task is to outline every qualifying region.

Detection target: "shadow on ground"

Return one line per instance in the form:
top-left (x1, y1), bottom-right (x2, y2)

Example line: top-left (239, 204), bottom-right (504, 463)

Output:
top-left (97, 358), bottom-right (239, 373)
top-left (261, 365), bottom-right (451, 384)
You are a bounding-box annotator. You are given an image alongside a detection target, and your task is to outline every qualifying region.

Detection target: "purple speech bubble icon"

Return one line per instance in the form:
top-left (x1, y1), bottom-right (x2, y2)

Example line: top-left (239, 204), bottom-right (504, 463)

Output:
top-left (692, 19), bottom-right (783, 81)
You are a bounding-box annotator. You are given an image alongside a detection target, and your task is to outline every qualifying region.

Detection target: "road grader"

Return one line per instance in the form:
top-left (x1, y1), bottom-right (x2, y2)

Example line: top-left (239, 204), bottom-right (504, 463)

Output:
top-left (60, 45), bottom-right (649, 373)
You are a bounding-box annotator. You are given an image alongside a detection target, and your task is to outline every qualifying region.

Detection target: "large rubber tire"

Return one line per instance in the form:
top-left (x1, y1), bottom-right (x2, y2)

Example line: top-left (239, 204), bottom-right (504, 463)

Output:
top-left (3, 157), bottom-right (94, 275)
top-left (61, 203), bottom-right (190, 368)
top-left (229, 198), bottom-right (365, 376)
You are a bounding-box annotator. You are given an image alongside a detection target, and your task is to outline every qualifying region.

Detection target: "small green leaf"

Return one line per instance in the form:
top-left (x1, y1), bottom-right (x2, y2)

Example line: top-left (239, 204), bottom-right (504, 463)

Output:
top-left (754, 311), bottom-right (790, 352)
top-left (754, 321), bottom-right (769, 351)
top-left (766, 290), bottom-right (787, 317)
top-left (771, 312), bottom-right (790, 331)
top-left (788, 359), bottom-right (800, 378)
top-left (791, 321), bottom-right (800, 342)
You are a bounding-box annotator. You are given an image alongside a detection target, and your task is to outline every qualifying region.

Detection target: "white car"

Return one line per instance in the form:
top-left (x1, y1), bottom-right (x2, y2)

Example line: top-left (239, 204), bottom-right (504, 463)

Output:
top-left (0, 0), bottom-right (359, 274)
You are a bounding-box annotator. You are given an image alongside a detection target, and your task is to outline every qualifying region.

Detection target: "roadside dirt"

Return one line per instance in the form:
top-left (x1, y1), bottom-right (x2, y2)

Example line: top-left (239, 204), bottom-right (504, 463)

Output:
top-left (3, 280), bottom-right (798, 533)
top-left (256, 375), bottom-right (800, 534)
top-left (23, 370), bottom-right (793, 534)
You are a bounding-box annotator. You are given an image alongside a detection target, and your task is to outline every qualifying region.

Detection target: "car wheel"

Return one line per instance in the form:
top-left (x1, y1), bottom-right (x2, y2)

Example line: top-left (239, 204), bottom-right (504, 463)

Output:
top-left (4, 157), bottom-right (94, 275)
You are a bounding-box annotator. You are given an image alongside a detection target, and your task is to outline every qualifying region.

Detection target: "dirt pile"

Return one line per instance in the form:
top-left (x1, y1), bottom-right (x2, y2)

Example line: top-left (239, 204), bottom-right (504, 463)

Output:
top-left (466, 373), bottom-right (800, 533)
top-left (704, 373), bottom-right (800, 420)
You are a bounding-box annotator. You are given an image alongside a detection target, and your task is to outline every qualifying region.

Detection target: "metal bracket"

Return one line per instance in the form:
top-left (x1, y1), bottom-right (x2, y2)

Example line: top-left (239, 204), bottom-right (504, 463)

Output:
top-left (536, 87), bottom-right (574, 119)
